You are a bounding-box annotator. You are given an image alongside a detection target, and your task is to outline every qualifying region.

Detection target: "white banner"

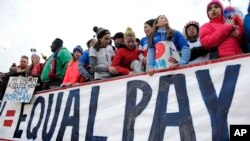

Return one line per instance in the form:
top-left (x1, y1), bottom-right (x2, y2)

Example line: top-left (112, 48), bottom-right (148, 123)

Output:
top-left (0, 55), bottom-right (250, 141)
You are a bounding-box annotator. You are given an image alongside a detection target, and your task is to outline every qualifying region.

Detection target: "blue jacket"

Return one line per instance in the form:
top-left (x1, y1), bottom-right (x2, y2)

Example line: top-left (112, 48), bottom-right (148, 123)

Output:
top-left (147, 29), bottom-right (190, 70)
top-left (78, 50), bottom-right (92, 80)
top-left (244, 2), bottom-right (250, 52)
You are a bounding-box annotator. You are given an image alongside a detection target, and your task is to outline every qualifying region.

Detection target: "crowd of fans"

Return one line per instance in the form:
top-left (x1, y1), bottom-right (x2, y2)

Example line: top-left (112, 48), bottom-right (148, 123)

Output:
top-left (0, 0), bottom-right (249, 100)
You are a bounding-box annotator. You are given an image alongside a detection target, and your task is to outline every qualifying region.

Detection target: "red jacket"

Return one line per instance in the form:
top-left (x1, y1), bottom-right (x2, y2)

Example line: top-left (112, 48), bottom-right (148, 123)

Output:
top-left (63, 60), bottom-right (81, 84)
top-left (112, 48), bottom-right (139, 75)
top-left (200, 16), bottom-right (242, 58)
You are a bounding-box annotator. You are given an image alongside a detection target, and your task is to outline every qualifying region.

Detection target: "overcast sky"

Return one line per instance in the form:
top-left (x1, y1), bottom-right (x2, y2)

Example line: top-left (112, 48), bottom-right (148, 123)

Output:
top-left (0, 0), bottom-right (248, 72)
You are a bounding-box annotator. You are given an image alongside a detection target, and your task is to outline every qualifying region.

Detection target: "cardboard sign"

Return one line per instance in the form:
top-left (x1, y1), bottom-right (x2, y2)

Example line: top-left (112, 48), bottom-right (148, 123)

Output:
top-left (154, 41), bottom-right (180, 70)
top-left (2, 77), bottom-right (37, 103)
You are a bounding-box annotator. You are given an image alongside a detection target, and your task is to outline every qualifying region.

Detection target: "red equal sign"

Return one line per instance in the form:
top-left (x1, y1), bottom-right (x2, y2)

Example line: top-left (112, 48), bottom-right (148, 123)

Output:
top-left (4, 110), bottom-right (16, 127)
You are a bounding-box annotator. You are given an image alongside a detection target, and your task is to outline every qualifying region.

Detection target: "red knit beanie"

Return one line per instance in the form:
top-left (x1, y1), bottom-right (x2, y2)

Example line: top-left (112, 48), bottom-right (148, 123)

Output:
top-left (207, 0), bottom-right (224, 19)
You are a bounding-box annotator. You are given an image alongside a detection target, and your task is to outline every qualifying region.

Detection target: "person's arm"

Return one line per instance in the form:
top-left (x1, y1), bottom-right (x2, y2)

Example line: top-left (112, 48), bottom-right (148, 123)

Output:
top-left (138, 52), bottom-right (144, 61)
top-left (89, 47), bottom-right (109, 72)
top-left (68, 62), bottom-right (81, 84)
top-left (190, 46), bottom-right (209, 61)
top-left (59, 48), bottom-right (73, 73)
top-left (78, 54), bottom-right (91, 80)
top-left (89, 56), bottom-right (108, 72)
top-left (200, 23), bottom-right (234, 49)
top-left (146, 47), bottom-right (155, 70)
top-left (62, 63), bottom-right (71, 84)
top-left (179, 46), bottom-right (191, 65)
top-left (233, 15), bottom-right (244, 39)
top-left (174, 31), bottom-right (191, 65)
top-left (111, 49), bottom-right (130, 75)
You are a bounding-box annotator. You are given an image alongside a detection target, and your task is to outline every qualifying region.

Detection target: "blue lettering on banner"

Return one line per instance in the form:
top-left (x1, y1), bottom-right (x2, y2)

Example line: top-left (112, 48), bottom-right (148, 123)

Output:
top-left (42, 92), bottom-right (63, 141)
top-left (195, 64), bottom-right (241, 141)
top-left (13, 103), bottom-right (28, 138)
top-left (27, 96), bottom-right (45, 140)
top-left (56, 89), bottom-right (80, 141)
top-left (149, 74), bottom-right (196, 141)
top-left (122, 80), bottom-right (152, 141)
top-left (86, 86), bottom-right (107, 141)
top-left (154, 59), bottom-right (167, 69)
top-left (13, 90), bottom-right (80, 140)
top-left (0, 101), bottom-right (6, 116)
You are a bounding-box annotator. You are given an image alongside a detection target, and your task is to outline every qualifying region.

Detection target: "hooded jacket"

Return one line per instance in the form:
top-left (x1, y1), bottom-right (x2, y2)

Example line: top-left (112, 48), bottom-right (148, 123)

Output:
top-left (200, 0), bottom-right (242, 58)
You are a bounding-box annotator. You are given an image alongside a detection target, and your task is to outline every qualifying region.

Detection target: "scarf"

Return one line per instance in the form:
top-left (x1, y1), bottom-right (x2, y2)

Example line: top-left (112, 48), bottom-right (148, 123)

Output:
top-left (49, 49), bottom-right (60, 78)
top-left (31, 63), bottom-right (42, 76)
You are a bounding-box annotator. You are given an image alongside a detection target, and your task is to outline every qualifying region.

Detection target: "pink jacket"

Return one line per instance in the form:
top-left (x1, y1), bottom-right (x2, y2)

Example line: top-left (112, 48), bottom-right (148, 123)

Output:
top-left (63, 60), bottom-right (81, 84)
top-left (200, 16), bottom-right (242, 58)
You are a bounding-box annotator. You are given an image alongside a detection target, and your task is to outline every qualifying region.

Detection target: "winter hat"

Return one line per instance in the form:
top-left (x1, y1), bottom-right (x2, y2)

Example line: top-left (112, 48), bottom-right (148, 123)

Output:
top-left (207, 0), bottom-right (224, 19)
top-left (124, 27), bottom-right (135, 38)
top-left (184, 21), bottom-right (200, 34)
top-left (73, 45), bottom-right (83, 54)
top-left (31, 53), bottom-right (39, 59)
top-left (145, 19), bottom-right (155, 27)
top-left (111, 32), bottom-right (124, 40)
top-left (225, 6), bottom-right (244, 19)
top-left (53, 38), bottom-right (63, 47)
top-left (93, 26), bottom-right (110, 39)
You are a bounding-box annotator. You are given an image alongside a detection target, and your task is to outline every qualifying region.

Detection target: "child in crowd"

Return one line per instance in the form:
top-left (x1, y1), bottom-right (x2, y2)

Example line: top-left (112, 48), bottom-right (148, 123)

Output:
top-left (183, 21), bottom-right (209, 64)
top-left (199, 0), bottom-right (242, 59)
top-left (89, 26), bottom-right (118, 80)
top-left (112, 27), bottom-right (143, 75)
top-left (78, 38), bottom-right (96, 82)
top-left (147, 15), bottom-right (190, 75)
top-left (61, 46), bottom-right (83, 87)
top-left (224, 6), bottom-right (245, 52)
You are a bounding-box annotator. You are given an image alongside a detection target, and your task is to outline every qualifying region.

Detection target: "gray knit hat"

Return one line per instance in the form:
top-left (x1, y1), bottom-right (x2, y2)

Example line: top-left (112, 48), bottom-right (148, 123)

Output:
top-left (93, 26), bottom-right (110, 39)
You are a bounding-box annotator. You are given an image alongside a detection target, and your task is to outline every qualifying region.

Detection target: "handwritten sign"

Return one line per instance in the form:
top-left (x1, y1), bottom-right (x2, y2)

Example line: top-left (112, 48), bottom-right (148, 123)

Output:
top-left (154, 41), bottom-right (180, 70)
top-left (2, 77), bottom-right (37, 103)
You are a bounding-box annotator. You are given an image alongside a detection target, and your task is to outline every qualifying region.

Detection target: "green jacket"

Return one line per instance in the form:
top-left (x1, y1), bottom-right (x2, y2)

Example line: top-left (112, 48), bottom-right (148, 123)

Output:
top-left (41, 47), bottom-right (72, 82)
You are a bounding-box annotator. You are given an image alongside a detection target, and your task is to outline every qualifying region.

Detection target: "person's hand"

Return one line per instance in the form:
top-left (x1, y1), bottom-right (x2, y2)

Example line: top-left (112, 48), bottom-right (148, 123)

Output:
top-left (230, 28), bottom-right (239, 38)
top-left (147, 69), bottom-right (154, 76)
top-left (108, 66), bottom-right (119, 74)
top-left (142, 57), bottom-right (147, 65)
top-left (169, 64), bottom-right (179, 69)
top-left (16, 68), bottom-right (24, 73)
top-left (168, 57), bottom-right (178, 64)
top-left (27, 76), bottom-right (33, 80)
top-left (129, 71), bottom-right (134, 75)
top-left (41, 53), bottom-right (47, 61)
top-left (60, 83), bottom-right (71, 88)
top-left (60, 83), bottom-right (66, 88)
top-left (71, 83), bottom-right (79, 86)
top-left (10, 66), bottom-right (18, 72)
